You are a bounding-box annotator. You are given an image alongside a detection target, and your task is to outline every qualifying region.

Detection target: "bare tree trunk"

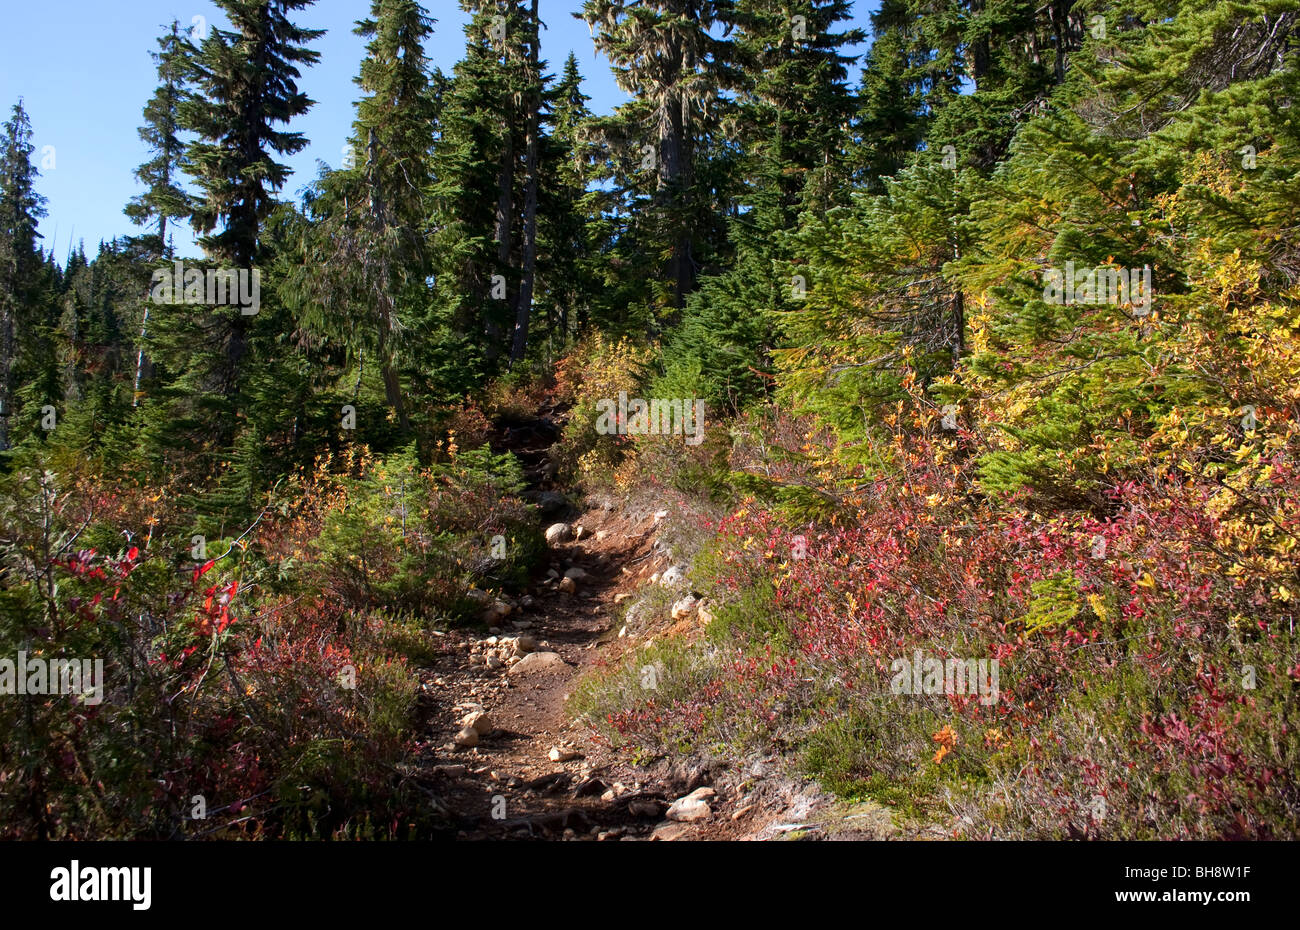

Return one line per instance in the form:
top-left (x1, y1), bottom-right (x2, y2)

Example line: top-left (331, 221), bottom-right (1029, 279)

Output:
top-left (488, 122), bottom-right (514, 361)
top-left (133, 215), bottom-right (164, 407)
top-left (0, 299), bottom-right (12, 451)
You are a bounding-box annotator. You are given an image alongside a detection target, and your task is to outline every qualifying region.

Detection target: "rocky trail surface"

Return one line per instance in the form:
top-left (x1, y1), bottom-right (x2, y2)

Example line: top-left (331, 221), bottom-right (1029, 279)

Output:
top-left (400, 403), bottom-right (912, 841)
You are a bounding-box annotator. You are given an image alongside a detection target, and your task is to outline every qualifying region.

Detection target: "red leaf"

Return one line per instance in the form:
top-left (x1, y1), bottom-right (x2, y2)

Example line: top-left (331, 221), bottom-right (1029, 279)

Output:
top-left (193, 559), bottom-right (216, 583)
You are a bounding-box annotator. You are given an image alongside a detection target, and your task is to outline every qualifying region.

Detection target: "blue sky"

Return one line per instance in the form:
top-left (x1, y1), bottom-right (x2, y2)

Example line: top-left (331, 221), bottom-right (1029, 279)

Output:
top-left (0, 1), bottom-right (877, 260)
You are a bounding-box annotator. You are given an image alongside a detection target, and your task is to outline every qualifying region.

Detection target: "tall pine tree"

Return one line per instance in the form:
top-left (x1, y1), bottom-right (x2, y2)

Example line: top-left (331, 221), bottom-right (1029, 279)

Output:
top-left (125, 20), bottom-right (194, 406)
top-left (180, 0), bottom-right (322, 397)
top-left (0, 101), bottom-right (49, 451)
top-left (580, 0), bottom-right (740, 316)
top-left (284, 0), bottom-right (437, 433)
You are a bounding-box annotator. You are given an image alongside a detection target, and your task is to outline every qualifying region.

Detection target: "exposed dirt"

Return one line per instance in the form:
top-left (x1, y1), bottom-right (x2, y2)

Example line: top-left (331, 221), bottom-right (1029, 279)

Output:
top-left (401, 405), bottom-right (921, 841)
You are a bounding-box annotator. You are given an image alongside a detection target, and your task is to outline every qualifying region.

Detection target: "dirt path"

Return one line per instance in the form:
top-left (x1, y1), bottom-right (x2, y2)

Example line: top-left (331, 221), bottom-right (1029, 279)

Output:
top-left (409, 501), bottom-right (665, 839)
top-left (402, 404), bottom-right (910, 841)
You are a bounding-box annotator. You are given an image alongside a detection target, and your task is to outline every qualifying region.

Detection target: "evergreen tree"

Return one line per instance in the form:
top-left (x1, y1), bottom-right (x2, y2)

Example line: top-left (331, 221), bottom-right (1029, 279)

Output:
top-left (429, 1), bottom-right (541, 372)
top-left (125, 20), bottom-right (194, 406)
top-left (536, 52), bottom-right (599, 348)
top-left (179, 0), bottom-right (323, 395)
top-left (906, 0), bottom-right (1087, 172)
top-left (659, 0), bottom-right (861, 410)
top-left (508, 0), bottom-right (544, 367)
top-left (285, 0), bottom-right (437, 433)
top-left (731, 0), bottom-right (862, 212)
top-left (580, 0), bottom-right (740, 315)
top-left (0, 101), bottom-right (48, 452)
top-left (848, 0), bottom-right (925, 190)
top-left (125, 20), bottom-right (194, 253)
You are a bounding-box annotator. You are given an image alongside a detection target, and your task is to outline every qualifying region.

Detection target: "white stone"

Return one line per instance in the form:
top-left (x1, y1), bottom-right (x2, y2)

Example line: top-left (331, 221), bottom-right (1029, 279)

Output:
top-left (660, 565), bottom-right (686, 587)
top-left (545, 523), bottom-right (571, 545)
top-left (666, 787), bottom-right (714, 822)
top-left (671, 594), bottom-right (698, 621)
top-left (509, 651), bottom-right (567, 676)
top-left (513, 633), bottom-right (537, 653)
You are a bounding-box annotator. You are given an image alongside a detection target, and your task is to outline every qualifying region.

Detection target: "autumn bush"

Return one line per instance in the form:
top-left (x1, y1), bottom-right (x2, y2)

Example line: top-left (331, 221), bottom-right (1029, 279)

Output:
top-left (551, 333), bottom-right (653, 486)
top-left (299, 443), bottom-right (540, 619)
top-left (576, 392), bottom-right (1300, 838)
top-left (0, 436), bottom-right (542, 839)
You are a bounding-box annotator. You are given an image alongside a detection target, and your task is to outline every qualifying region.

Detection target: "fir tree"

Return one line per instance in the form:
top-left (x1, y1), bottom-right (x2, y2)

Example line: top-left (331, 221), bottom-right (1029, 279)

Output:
top-left (125, 20), bottom-right (194, 406)
top-left (580, 0), bottom-right (741, 314)
top-left (284, 0), bottom-right (438, 433)
top-left (180, 0), bottom-right (323, 395)
top-left (660, 0), bottom-right (861, 410)
top-left (0, 101), bottom-right (49, 451)
top-left (536, 52), bottom-right (599, 348)
top-left (125, 20), bottom-right (194, 254)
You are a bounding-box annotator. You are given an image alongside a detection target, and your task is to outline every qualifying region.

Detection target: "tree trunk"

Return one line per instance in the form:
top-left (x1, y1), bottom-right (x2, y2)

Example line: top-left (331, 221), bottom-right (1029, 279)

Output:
top-left (970, 0), bottom-right (990, 89)
top-left (133, 215), bottom-right (164, 407)
top-left (382, 359), bottom-right (409, 431)
top-left (488, 119), bottom-right (514, 361)
top-left (0, 299), bottom-right (12, 451)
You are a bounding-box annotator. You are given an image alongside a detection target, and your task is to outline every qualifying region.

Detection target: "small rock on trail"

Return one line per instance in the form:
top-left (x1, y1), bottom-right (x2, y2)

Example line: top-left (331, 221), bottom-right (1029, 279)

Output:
top-left (509, 651), bottom-right (567, 676)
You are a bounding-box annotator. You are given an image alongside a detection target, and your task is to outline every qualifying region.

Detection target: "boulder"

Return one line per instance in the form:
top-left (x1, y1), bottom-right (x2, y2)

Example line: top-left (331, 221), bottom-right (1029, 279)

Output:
top-left (666, 787), bottom-right (715, 822)
top-left (509, 651), bottom-right (567, 676)
top-left (538, 491), bottom-right (568, 516)
top-left (513, 632), bottom-right (537, 653)
top-left (545, 523), bottom-right (571, 545)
